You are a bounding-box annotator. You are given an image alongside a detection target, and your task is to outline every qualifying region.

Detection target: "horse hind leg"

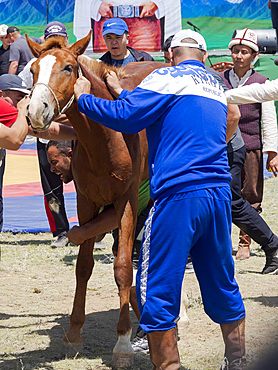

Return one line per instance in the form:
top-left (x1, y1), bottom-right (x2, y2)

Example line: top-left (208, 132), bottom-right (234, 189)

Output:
top-left (112, 202), bottom-right (136, 368)
top-left (112, 256), bottom-right (134, 368)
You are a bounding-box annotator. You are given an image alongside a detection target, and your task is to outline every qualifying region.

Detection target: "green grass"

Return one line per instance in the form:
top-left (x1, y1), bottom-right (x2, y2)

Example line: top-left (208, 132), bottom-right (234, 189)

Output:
top-left (12, 22), bottom-right (76, 44)
top-left (183, 17), bottom-right (273, 50)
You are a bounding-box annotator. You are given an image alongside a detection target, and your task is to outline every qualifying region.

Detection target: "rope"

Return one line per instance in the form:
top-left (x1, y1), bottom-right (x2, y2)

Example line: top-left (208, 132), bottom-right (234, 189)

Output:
top-left (30, 63), bottom-right (83, 118)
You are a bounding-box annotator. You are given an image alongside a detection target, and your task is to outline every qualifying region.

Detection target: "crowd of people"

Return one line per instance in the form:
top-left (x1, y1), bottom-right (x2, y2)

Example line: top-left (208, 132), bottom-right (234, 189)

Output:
top-left (0, 8), bottom-right (278, 369)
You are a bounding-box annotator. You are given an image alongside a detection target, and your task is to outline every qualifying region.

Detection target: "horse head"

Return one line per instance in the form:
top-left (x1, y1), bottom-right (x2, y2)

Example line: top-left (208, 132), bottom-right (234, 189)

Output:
top-left (26, 31), bottom-right (92, 131)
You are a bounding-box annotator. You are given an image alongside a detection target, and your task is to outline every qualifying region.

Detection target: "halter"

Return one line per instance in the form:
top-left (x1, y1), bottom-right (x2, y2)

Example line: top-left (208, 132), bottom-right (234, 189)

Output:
top-left (30, 62), bottom-right (83, 118)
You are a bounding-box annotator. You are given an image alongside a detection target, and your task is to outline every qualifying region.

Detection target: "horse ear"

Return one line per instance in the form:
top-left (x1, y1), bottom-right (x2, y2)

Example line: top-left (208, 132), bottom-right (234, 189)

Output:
top-left (25, 33), bottom-right (43, 58)
top-left (68, 30), bottom-right (92, 57)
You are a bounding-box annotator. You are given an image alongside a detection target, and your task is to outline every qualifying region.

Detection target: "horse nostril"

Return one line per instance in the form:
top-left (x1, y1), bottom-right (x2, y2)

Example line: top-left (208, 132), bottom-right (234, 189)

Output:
top-left (43, 102), bottom-right (48, 109)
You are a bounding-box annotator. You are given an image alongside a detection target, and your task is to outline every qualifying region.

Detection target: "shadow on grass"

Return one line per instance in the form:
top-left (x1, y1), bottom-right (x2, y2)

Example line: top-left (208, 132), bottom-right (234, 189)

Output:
top-left (0, 238), bottom-right (52, 246)
top-left (0, 309), bottom-right (153, 369)
top-left (245, 295), bottom-right (278, 308)
top-left (61, 253), bottom-right (114, 267)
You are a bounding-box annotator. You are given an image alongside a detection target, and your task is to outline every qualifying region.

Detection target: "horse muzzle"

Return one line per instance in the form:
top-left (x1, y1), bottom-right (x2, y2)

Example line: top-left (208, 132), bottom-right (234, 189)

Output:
top-left (27, 96), bottom-right (55, 132)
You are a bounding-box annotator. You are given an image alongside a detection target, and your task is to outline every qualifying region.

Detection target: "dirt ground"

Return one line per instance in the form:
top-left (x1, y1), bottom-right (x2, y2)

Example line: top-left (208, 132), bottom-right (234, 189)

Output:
top-left (0, 177), bottom-right (278, 370)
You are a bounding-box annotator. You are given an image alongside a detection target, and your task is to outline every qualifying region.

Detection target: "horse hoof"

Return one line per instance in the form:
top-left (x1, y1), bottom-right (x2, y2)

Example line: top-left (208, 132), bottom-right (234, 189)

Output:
top-left (112, 352), bottom-right (134, 369)
top-left (63, 341), bottom-right (83, 358)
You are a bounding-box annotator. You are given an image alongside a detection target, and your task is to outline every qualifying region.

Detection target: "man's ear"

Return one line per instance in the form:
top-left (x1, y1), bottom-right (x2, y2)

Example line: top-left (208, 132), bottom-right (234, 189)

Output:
top-left (251, 52), bottom-right (258, 62)
top-left (126, 33), bottom-right (130, 44)
top-left (67, 149), bottom-right (73, 159)
top-left (169, 48), bottom-right (174, 66)
top-left (202, 51), bottom-right (209, 65)
top-left (0, 90), bottom-right (3, 97)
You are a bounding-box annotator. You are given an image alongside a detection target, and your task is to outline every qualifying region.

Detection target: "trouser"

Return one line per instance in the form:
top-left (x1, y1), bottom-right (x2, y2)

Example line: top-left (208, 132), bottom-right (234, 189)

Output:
top-left (37, 139), bottom-right (69, 237)
top-left (241, 149), bottom-right (263, 212)
top-left (228, 146), bottom-right (278, 250)
top-left (0, 152), bottom-right (5, 231)
top-left (137, 188), bottom-right (245, 333)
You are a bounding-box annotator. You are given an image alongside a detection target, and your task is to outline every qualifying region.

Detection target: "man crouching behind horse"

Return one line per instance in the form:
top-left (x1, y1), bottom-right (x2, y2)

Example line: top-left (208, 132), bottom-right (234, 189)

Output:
top-left (74, 29), bottom-right (246, 370)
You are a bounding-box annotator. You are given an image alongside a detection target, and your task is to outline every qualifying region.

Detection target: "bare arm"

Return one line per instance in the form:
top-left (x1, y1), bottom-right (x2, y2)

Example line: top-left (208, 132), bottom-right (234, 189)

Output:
top-left (226, 104), bottom-right (241, 143)
top-left (67, 205), bottom-right (117, 245)
top-left (0, 96), bottom-right (29, 150)
top-left (28, 121), bottom-right (77, 141)
top-left (53, 114), bottom-right (73, 126)
top-left (266, 151), bottom-right (278, 177)
top-left (8, 61), bottom-right (19, 74)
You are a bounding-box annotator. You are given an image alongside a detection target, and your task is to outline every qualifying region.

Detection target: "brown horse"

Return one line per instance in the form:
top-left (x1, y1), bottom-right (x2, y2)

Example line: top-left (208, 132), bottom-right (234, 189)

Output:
top-left (26, 31), bottom-right (165, 367)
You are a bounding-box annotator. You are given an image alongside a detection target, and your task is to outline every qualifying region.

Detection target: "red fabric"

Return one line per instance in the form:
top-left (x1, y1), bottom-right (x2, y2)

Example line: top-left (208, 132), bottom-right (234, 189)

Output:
top-left (0, 98), bottom-right (18, 127)
top-left (44, 196), bottom-right (57, 233)
top-left (93, 16), bottom-right (161, 53)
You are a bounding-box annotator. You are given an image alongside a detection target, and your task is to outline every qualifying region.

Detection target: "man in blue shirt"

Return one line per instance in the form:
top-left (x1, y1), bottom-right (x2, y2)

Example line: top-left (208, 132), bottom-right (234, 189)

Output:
top-left (74, 29), bottom-right (246, 369)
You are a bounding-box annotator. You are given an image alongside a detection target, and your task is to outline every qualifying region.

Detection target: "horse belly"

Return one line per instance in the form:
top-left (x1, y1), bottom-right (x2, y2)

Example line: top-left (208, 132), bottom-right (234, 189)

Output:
top-left (74, 170), bottom-right (131, 207)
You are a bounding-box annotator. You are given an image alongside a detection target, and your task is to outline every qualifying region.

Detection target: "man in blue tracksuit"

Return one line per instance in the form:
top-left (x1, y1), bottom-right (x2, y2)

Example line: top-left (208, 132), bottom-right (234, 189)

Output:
top-left (74, 29), bottom-right (246, 369)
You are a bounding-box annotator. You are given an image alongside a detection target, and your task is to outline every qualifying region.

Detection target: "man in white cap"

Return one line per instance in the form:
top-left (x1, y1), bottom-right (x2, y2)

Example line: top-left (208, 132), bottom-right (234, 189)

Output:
top-left (74, 28), bottom-right (246, 369)
top-left (221, 29), bottom-right (278, 260)
top-left (0, 24), bottom-right (11, 76)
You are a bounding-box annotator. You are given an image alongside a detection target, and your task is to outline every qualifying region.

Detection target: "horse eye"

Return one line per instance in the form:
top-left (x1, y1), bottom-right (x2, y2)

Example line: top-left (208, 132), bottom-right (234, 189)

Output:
top-left (64, 65), bottom-right (73, 73)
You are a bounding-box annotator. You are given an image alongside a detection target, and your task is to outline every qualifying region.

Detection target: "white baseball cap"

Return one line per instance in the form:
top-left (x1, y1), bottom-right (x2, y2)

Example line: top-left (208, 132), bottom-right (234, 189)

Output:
top-left (0, 24), bottom-right (8, 37)
top-left (171, 29), bottom-right (207, 52)
top-left (228, 28), bottom-right (259, 53)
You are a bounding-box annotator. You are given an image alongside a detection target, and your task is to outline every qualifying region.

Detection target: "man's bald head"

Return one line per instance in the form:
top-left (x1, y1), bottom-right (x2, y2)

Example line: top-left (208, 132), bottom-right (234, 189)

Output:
top-left (172, 38), bottom-right (206, 61)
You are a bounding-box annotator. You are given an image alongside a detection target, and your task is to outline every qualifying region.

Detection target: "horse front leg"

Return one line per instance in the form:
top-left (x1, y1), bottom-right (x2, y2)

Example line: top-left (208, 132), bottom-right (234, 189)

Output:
top-left (63, 193), bottom-right (97, 350)
top-left (63, 238), bottom-right (95, 347)
top-left (112, 196), bottom-right (137, 368)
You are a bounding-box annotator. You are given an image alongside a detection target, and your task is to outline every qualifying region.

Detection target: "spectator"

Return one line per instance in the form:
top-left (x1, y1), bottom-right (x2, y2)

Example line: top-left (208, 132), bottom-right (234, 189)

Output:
top-left (74, 29), bottom-right (246, 369)
top-left (100, 17), bottom-right (154, 66)
top-left (221, 28), bottom-right (278, 259)
top-left (162, 34), bottom-right (174, 63)
top-left (7, 26), bottom-right (41, 75)
top-left (39, 21), bottom-right (70, 248)
top-left (215, 74), bottom-right (278, 274)
top-left (206, 55), bottom-right (278, 274)
top-left (0, 74), bottom-right (30, 229)
top-left (18, 21), bottom-right (68, 89)
top-left (0, 24), bottom-right (11, 76)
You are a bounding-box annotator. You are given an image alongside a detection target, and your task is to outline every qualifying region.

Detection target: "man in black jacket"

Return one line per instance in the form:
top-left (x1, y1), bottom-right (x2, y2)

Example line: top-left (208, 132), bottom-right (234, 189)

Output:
top-left (100, 17), bottom-right (153, 66)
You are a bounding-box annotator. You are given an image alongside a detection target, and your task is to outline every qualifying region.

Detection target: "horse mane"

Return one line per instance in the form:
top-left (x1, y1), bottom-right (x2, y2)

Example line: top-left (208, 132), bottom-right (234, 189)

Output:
top-left (78, 55), bottom-right (128, 80)
top-left (39, 37), bottom-right (129, 81)
top-left (40, 35), bottom-right (67, 53)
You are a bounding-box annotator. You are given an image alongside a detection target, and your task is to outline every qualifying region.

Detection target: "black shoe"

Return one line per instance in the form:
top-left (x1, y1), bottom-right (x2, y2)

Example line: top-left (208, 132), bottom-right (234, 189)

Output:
top-left (262, 250), bottom-right (278, 274)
